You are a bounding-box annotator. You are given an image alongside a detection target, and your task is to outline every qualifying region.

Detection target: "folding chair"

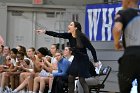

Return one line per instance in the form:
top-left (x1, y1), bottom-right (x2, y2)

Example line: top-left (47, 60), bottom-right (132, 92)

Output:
top-left (88, 66), bottom-right (112, 93)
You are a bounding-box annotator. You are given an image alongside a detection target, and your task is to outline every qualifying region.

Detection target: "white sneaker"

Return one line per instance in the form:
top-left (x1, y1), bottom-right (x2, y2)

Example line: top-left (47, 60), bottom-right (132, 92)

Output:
top-left (5, 86), bottom-right (12, 93)
top-left (19, 90), bottom-right (26, 93)
top-left (48, 90), bottom-right (51, 93)
top-left (12, 90), bottom-right (19, 93)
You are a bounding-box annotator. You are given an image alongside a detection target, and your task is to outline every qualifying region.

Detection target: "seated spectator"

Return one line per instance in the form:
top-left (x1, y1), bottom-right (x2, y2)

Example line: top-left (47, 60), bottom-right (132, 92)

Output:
top-left (32, 45), bottom-right (59, 93)
top-left (12, 47), bottom-right (49, 93)
top-left (51, 50), bottom-right (70, 93)
top-left (32, 56), bottom-right (52, 93)
top-left (0, 48), bottom-right (19, 92)
top-left (16, 45), bottom-right (27, 58)
top-left (0, 50), bottom-right (12, 92)
top-left (19, 47), bottom-right (36, 86)
top-left (47, 44), bottom-right (58, 93)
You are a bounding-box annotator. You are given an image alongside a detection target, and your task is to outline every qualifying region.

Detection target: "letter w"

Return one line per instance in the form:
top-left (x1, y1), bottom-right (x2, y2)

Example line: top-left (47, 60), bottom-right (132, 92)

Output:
top-left (87, 9), bottom-right (101, 41)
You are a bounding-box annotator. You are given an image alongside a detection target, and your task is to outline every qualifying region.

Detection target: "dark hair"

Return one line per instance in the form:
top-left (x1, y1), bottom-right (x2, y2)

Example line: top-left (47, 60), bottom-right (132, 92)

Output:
top-left (21, 46), bottom-right (27, 56)
top-left (65, 46), bottom-right (73, 55)
top-left (11, 48), bottom-right (18, 54)
top-left (17, 52), bottom-right (25, 59)
top-left (52, 44), bottom-right (59, 50)
top-left (49, 44), bottom-right (59, 57)
top-left (65, 46), bottom-right (72, 51)
top-left (24, 58), bottom-right (30, 65)
top-left (0, 45), bottom-right (4, 50)
top-left (74, 21), bottom-right (82, 32)
top-left (73, 21), bottom-right (84, 48)
top-left (17, 45), bottom-right (27, 56)
top-left (38, 47), bottom-right (49, 56)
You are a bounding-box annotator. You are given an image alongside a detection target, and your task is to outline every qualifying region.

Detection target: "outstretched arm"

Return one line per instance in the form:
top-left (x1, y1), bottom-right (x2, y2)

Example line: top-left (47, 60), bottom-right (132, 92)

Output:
top-left (36, 29), bottom-right (71, 39)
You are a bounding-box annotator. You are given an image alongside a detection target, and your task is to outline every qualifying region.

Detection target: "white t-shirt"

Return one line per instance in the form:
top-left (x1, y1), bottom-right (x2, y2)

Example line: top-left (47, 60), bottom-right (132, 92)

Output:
top-left (67, 55), bottom-right (74, 63)
top-left (11, 58), bottom-right (17, 66)
top-left (51, 57), bottom-right (58, 73)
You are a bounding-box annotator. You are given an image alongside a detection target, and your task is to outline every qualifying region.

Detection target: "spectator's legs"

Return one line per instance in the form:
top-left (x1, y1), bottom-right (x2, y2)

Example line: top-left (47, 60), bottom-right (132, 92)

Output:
top-left (48, 77), bottom-right (54, 92)
top-left (13, 76), bottom-right (29, 92)
top-left (14, 75), bottom-right (19, 89)
top-left (28, 73), bottom-right (35, 92)
top-left (33, 77), bottom-right (40, 92)
top-left (0, 72), bottom-right (9, 92)
top-left (0, 72), bottom-right (6, 92)
top-left (20, 72), bottom-right (30, 83)
top-left (39, 77), bottom-right (49, 93)
top-left (10, 75), bottom-right (15, 90)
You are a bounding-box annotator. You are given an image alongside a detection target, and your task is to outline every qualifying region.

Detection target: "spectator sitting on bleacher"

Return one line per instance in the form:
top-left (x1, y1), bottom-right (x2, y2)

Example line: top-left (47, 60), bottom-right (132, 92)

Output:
top-left (0, 48), bottom-right (18, 92)
top-left (19, 47), bottom-right (35, 87)
top-left (12, 47), bottom-right (49, 93)
top-left (25, 44), bottom-right (58, 93)
top-left (32, 56), bottom-right (53, 93)
top-left (47, 44), bottom-right (58, 93)
top-left (51, 50), bottom-right (70, 93)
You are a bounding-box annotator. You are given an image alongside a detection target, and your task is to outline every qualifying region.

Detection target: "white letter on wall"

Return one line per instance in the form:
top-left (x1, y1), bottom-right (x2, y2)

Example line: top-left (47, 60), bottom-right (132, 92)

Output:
top-left (87, 9), bottom-right (101, 41)
top-left (102, 8), bottom-right (114, 41)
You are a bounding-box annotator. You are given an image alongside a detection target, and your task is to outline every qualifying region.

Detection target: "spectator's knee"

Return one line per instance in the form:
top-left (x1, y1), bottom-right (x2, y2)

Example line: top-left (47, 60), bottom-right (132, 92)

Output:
top-left (2, 72), bottom-right (8, 77)
top-left (29, 73), bottom-right (35, 79)
top-left (40, 77), bottom-right (45, 83)
top-left (34, 77), bottom-right (38, 80)
top-left (20, 73), bottom-right (25, 78)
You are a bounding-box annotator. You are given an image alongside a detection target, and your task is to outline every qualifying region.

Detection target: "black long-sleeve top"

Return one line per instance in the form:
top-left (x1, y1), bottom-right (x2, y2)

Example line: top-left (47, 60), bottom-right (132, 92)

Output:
top-left (45, 31), bottom-right (98, 62)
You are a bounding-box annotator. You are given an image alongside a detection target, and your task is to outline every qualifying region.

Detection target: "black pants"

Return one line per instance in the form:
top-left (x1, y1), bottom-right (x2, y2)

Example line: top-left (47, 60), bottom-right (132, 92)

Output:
top-left (51, 76), bottom-right (68, 93)
top-left (118, 46), bottom-right (140, 93)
